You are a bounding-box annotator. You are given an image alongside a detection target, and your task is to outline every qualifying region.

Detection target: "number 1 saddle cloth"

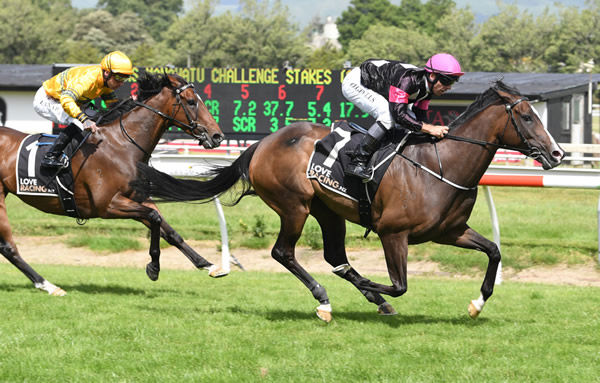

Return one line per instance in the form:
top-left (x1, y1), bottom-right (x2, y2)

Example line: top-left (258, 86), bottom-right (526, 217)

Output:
top-left (16, 133), bottom-right (82, 218)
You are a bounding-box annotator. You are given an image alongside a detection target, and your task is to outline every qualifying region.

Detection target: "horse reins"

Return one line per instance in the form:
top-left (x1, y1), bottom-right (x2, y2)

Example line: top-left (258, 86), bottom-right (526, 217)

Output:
top-left (118, 83), bottom-right (209, 158)
top-left (398, 97), bottom-right (539, 191)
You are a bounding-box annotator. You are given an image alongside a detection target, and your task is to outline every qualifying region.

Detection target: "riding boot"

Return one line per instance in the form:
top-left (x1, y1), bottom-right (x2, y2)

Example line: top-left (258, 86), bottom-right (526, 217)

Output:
top-left (344, 121), bottom-right (388, 180)
top-left (41, 124), bottom-right (77, 168)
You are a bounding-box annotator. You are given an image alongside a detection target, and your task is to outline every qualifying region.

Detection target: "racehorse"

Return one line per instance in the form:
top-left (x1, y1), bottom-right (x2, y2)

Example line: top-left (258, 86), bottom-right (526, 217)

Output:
top-left (0, 72), bottom-right (224, 296)
top-left (131, 81), bottom-right (564, 321)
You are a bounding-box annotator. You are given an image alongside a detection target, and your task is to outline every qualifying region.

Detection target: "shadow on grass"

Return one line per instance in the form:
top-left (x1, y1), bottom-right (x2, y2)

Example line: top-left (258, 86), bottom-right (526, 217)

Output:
top-left (224, 306), bottom-right (490, 327)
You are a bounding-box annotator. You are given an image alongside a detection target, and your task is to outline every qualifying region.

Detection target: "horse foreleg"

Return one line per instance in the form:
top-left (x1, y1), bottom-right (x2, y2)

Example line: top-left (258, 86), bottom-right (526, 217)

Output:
top-left (0, 192), bottom-right (65, 295)
top-left (435, 225), bottom-right (501, 318)
top-left (141, 201), bottom-right (215, 275)
top-left (350, 231), bottom-right (409, 298)
top-left (310, 199), bottom-right (395, 315)
top-left (104, 194), bottom-right (163, 281)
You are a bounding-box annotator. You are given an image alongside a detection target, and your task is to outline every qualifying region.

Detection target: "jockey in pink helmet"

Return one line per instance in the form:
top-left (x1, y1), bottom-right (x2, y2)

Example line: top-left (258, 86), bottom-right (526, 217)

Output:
top-left (341, 53), bottom-right (464, 179)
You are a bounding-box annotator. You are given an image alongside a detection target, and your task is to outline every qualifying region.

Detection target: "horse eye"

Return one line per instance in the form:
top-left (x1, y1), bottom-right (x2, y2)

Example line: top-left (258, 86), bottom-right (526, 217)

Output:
top-left (187, 99), bottom-right (196, 106)
top-left (522, 114), bottom-right (533, 122)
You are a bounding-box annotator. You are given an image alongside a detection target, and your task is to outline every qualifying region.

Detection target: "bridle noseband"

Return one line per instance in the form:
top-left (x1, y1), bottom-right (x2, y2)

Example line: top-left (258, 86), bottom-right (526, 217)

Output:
top-left (446, 97), bottom-right (540, 159)
top-left (118, 82), bottom-right (210, 158)
top-left (173, 83), bottom-right (210, 143)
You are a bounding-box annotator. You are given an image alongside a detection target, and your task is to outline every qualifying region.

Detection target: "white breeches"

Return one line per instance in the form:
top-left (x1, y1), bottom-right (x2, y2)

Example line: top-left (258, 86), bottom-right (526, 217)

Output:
top-left (33, 86), bottom-right (84, 130)
top-left (341, 67), bottom-right (394, 130)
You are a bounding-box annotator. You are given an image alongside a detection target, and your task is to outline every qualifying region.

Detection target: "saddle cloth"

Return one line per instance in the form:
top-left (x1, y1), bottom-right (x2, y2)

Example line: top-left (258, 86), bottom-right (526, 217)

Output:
top-left (306, 121), bottom-right (409, 204)
top-left (16, 133), bottom-right (81, 217)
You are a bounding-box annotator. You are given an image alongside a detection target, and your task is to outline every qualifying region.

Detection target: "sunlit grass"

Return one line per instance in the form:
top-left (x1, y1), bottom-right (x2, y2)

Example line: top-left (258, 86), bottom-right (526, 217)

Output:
top-left (0, 264), bottom-right (598, 382)
top-left (5, 186), bottom-right (598, 272)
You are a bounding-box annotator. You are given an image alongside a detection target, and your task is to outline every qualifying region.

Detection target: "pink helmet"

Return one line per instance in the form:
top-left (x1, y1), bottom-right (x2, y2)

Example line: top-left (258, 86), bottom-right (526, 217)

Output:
top-left (425, 53), bottom-right (464, 76)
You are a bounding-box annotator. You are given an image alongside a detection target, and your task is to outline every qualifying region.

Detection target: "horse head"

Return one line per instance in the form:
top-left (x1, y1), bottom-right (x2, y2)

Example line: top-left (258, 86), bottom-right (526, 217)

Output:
top-left (493, 82), bottom-right (564, 169)
top-left (165, 74), bottom-right (224, 149)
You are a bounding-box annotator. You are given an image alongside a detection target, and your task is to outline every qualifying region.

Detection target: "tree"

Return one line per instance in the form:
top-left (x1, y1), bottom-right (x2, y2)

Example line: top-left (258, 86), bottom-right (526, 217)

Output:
top-left (346, 24), bottom-right (437, 66)
top-left (305, 43), bottom-right (346, 69)
top-left (0, 0), bottom-right (75, 64)
top-left (68, 10), bottom-right (155, 64)
top-left (98, 0), bottom-right (183, 41)
top-left (543, 2), bottom-right (600, 73)
top-left (161, 0), bottom-right (308, 68)
top-left (469, 4), bottom-right (552, 72)
top-left (336, 0), bottom-right (398, 49)
top-left (433, 8), bottom-right (477, 71)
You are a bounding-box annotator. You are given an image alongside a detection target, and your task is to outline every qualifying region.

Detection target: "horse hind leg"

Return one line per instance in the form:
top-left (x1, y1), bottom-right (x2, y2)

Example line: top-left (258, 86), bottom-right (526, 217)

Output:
top-left (310, 198), bottom-right (396, 316)
top-left (0, 194), bottom-right (65, 295)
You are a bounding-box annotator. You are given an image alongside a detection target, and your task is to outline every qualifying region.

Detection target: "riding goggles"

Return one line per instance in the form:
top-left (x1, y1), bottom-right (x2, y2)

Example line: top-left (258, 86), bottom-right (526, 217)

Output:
top-left (438, 74), bottom-right (459, 86)
top-left (112, 72), bottom-right (131, 82)
top-left (438, 73), bottom-right (458, 86)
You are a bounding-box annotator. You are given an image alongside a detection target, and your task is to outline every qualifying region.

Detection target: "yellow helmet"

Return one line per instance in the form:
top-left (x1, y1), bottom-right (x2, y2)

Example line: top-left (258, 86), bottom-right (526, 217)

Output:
top-left (100, 51), bottom-right (133, 75)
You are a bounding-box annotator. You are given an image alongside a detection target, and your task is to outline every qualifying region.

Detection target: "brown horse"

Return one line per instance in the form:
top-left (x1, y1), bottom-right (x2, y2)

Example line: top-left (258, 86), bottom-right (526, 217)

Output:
top-left (131, 81), bottom-right (564, 321)
top-left (0, 72), bottom-right (224, 296)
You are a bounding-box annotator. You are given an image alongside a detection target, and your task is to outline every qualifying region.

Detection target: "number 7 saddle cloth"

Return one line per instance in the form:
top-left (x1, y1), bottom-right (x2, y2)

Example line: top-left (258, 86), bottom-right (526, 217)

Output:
top-left (306, 121), bottom-right (410, 219)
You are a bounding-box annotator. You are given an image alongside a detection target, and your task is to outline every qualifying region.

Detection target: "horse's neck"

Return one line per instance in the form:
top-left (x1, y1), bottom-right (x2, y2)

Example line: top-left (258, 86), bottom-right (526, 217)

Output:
top-left (436, 108), bottom-right (504, 186)
top-left (118, 95), bottom-right (171, 153)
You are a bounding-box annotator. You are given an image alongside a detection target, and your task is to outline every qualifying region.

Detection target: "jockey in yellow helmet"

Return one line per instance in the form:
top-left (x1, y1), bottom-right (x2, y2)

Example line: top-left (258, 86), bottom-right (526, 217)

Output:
top-left (33, 51), bottom-right (134, 168)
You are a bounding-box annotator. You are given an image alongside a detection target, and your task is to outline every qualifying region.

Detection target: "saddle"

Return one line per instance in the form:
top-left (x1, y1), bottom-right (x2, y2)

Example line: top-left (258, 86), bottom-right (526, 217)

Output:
top-left (16, 131), bottom-right (86, 218)
top-left (307, 121), bottom-right (411, 231)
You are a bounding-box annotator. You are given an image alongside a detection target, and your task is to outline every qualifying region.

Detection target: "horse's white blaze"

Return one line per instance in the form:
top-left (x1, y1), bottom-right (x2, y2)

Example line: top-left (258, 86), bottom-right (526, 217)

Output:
top-left (532, 104), bottom-right (564, 157)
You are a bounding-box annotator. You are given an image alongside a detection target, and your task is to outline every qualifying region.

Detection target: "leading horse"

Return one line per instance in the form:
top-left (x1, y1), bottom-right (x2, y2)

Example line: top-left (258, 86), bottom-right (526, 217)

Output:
top-left (0, 72), bottom-right (224, 296)
top-left (131, 81), bottom-right (564, 321)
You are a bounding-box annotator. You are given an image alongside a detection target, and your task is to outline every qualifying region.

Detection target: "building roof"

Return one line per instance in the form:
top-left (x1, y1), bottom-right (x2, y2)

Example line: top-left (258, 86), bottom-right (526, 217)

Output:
top-left (447, 72), bottom-right (600, 100)
top-left (0, 64), bottom-right (53, 90)
top-left (1, 64), bottom-right (599, 100)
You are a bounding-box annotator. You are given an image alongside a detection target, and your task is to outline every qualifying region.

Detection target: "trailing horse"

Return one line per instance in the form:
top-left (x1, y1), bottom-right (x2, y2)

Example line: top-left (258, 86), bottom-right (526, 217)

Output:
top-left (131, 81), bottom-right (564, 321)
top-left (0, 72), bottom-right (224, 296)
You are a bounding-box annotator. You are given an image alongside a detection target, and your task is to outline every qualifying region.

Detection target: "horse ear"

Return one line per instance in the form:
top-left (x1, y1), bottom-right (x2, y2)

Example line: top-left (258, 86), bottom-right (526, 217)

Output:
top-left (495, 89), bottom-right (514, 104)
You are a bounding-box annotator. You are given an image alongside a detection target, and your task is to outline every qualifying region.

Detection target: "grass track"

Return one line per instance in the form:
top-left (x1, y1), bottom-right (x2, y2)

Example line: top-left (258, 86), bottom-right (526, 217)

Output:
top-left (0, 264), bottom-right (598, 382)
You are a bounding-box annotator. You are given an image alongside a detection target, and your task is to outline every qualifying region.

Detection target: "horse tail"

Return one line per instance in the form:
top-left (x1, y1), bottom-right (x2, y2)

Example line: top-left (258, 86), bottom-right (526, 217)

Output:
top-left (131, 142), bottom-right (259, 205)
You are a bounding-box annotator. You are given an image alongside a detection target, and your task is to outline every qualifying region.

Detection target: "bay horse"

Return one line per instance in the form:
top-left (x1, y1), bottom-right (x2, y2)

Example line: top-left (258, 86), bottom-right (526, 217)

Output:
top-left (0, 72), bottom-right (224, 296)
top-left (131, 81), bottom-right (564, 321)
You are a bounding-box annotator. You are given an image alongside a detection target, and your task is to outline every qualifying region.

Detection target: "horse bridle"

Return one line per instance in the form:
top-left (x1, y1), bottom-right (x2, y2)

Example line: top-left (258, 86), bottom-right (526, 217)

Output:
top-left (446, 97), bottom-right (541, 159)
top-left (397, 97), bottom-right (542, 191)
top-left (119, 82), bottom-right (210, 157)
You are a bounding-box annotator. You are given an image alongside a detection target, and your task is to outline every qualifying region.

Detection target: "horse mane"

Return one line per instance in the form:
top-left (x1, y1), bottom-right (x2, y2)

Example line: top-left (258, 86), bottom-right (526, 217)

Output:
top-left (449, 80), bottom-right (522, 129)
top-left (97, 72), bottom-right (184, 126)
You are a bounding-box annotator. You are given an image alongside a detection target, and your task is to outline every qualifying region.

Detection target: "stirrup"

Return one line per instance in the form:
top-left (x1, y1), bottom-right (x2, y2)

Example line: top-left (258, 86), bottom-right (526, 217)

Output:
top-left (344, 162), bottom-right (372, 180)
top-left (41, 153), bottom-right (69, 168)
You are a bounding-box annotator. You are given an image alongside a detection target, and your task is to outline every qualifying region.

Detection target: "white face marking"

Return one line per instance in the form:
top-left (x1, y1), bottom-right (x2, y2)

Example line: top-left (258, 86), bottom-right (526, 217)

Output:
top-left (531, 103), bottom-right (564, 157)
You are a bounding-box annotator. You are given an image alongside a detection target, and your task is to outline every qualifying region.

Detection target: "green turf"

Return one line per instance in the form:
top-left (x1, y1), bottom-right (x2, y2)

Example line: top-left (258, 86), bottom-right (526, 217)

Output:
top-left (0, 264), bottom-right (598, 382)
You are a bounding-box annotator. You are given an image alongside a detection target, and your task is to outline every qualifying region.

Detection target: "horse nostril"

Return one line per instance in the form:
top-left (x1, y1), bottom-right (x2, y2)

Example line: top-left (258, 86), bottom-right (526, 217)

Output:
top-left (552, 150), bottom-right (564, 160)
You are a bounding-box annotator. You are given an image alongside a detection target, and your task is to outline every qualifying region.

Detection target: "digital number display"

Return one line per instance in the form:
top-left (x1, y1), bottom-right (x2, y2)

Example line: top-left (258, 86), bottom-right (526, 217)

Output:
top-left (118, 67), bottom-right (375, 140)
top-left (113, 67), bottom-right (468, 141)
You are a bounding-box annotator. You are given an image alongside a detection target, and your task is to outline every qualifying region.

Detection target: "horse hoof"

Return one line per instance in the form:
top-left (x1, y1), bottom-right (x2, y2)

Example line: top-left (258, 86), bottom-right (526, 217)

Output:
top-left (468, 302), bottom-right (481, 319)
top-left (316, 304), bottom-right (332, 323)
top-left (146, 263), bottom-right (160, 281)
top-left (316, 309), bottom-right (332, 323)
top-left (50, 288), bottom-right (67, 296)
top-left (207, 265), bottom-right (229, 278)
top-left (377, 302), bottom-right (397, 316)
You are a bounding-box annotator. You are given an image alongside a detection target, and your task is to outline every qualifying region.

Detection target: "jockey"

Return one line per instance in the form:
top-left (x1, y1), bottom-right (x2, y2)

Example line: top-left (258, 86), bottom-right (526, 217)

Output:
top-left (342, 53), bottom-right (464, 180)
top-left (33, 51), bottom-right (134, 168)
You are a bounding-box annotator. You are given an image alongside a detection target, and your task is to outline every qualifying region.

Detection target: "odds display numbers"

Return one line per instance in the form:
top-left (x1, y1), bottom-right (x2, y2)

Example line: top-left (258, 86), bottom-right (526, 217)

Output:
top-left (124, 67), bottom-right (375, 140)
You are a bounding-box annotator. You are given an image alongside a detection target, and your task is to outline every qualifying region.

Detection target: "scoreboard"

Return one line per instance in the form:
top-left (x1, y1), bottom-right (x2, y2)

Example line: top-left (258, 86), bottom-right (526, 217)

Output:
top-left (51, 64), bottom-right (468, 140)
top-left (118, 67), bottom-right (375, 140)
